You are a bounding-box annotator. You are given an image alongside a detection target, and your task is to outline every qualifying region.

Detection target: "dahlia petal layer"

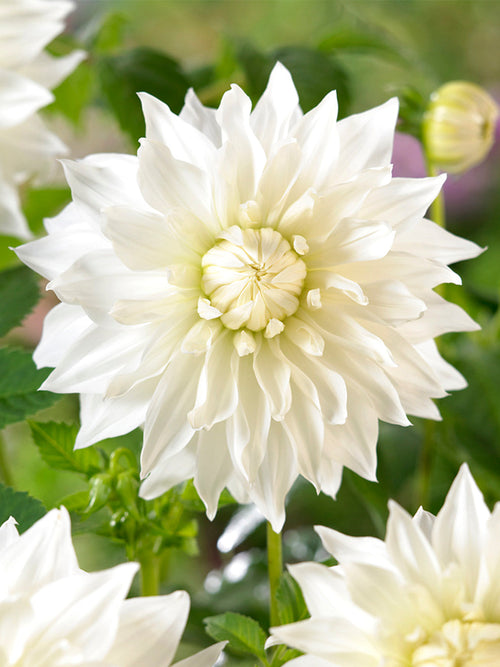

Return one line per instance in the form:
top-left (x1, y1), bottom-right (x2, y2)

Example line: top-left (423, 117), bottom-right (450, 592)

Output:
top-left (17, 63), bottom-right (482, 530)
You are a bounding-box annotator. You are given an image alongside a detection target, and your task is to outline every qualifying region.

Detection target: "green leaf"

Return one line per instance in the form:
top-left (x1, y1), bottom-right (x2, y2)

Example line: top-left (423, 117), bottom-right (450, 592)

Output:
top-left (204, 612), bottom-right (267, 660)
top-left (237, 43), bottom-right (351, 115)
top-left (318, 27), bottom-right (409, 63)
top-left (0, 266), bottom-right (40, 338)
top-left (276, 572), bottom-right (309, 625)
top-left (0, 483), bottom-right (46, 533)
top-left (86, 11), bottom-right (130, 55)
top-left (29, 421), bottom-right (102, 476)
top-left (97, 47), bottom-right (191, 145)
top-left (49, 60), bottom-right (94, 126)
top-left (22, 186), bottom-right (71, 235)
top-left (0, 348), bottom-right (59, 430)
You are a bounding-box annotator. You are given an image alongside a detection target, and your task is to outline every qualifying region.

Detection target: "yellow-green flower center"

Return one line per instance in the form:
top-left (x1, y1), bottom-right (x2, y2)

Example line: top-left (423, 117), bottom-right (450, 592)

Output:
top-left (201, 226), bottom-right (307, 333)
top-left (411, 620), bottom-right (500, 667)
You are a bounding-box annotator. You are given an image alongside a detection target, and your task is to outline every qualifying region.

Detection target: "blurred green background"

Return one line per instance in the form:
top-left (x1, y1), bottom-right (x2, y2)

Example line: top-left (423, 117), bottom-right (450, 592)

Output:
top-left (2, 1), bottom-right (500, 663)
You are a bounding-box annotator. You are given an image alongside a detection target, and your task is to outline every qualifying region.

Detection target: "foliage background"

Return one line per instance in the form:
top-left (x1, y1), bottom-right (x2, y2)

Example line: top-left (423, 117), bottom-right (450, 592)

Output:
top-left (1, 1), bottom-right (500, 663)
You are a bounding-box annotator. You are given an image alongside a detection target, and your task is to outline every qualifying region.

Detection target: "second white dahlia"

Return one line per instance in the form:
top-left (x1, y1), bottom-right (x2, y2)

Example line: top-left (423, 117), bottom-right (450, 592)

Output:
top-left (17, 63), bottom-right (481, 530)
top-left (0, 508), bottom-right (224, 666)
top-left (271, 465), bottom-right (500, 666)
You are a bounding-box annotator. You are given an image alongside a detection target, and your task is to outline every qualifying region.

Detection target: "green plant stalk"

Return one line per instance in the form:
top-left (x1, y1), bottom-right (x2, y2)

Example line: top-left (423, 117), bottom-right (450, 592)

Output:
top-left (267, 521), bottom-right (283, 628)
top-left (424, 158), bottom-right (446, 228)
top-left (139, 552), bottom-right (159, 596)
top-left (418, 152), bottom-right (447, 507)
top-left (0, 434), bottom-right (13, 487)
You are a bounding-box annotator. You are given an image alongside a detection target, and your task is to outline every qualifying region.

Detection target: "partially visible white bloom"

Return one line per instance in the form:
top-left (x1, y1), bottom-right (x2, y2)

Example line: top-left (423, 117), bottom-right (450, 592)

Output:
top-left (17, 63), bottom-right (481, 531)
top-left (0, 508), bottom-right (224, 666)
top-left (0, 0), bottom-right (84, 238)
top-left (271, 464), bottom-right (500, 667)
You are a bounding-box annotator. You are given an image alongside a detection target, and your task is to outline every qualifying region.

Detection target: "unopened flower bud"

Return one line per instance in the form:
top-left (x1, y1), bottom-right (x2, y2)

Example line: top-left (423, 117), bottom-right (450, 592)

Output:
top-left (423, 81), bottom-right (498, 174)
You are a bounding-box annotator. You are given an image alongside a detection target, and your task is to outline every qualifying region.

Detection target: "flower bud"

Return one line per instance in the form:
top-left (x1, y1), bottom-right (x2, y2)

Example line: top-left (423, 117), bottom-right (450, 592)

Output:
top-left (423, 81), bottom-right (498, 174)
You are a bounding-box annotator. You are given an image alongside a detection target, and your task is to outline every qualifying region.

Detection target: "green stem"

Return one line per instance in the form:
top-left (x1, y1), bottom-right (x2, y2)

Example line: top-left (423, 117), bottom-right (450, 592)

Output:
top-left (266, 521), bottom-right (283, 628)
top-left (417, 153), bottom-right (447, 508)
top-left (424, 157), bottom-right (446, 229)
top-left (0, 434), bottom-right (13, 487)
top-left (418, 419), bottom-right (434, 507)
top-left (139, 553), bottom-right (159, 596)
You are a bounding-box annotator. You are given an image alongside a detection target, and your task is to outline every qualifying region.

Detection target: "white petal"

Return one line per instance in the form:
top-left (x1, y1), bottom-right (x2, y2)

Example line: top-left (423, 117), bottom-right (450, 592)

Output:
top-left (283, 381), bottom-right (324, 488)
top-left (291, 91), bottom-right (339, 191)
top-left (385, 501), bottom-right (442, 590)
top-left (106, 590), bottom-right (189, 667)
top-left (174, 642), bottom-right (226, 667)
top-left (394, 217), bottom-right (484, 264)
top-left (0, 178), bottom-right (31, 239)
top-left (62, 154), bottom-right (143, 225)
top-left (250, 62), bottom-right (300, 154)
top-left (415, 340), bottom-right (467, 392)
top-left (141, 351), bottom-right (204, 474)
top-left (0, 114), bottom-right (67, 178)
top-left (140, 442), bottom-right (197, 500)
top-left (249, 420), bottom-right (296, 532)
top-left (307, 218), bottom-right (395, 267)
top-left (271, 616), bottom-right (377, 665)
top-left (105, 205), bottom-right (189, 271)
top-left (226, 355), bottom-right (271, 481)
top-left (34, 303), bottom-right (93, 369)
top-left (0, 508), bottom-right (79, 596)
top-left (75, 380), bottom-right (155, 449)
top-left (432, 463), bottom-right (490, 596)
top-left (288, 562), bottom-right (359, 620)
top-left (253, 337), bottom-right (292, 420)
top-left (29, 563), bottom-right (138, 661)
top-left (15, 218), bottom-right (108, 282)
top-left (0, 517), bottom-right (19, 550)
top-left (334, 97), bottom-right (399, 180)
top-left (194, 422), bottom-right (234, 519)
top-left (323, 387), bottom-right (379, 481)
top-left (180, 88), bottom-right (221, 147)
top-left (216, 84), bottom-right (266, 201)
top-left (0, 1), bottom-right (74, 69)
top-left (188, 332), bottom-right (239, 429)
top-left (41, 325), bottom-right (146, 394)
top-left (139, 92), bottom-right (216, 170)
top-left (315, 525), bottom-right (388, 568)
top-left (138, 138), bottom-right (213, 223)
top-left (358, 175), bottom-right (446, 232)
top-left (49, 248), bottom-right (170, 325)
top-left (19, 49), bottom-right (85, 90)
top-left (0, 70), bottom-right (52, 127)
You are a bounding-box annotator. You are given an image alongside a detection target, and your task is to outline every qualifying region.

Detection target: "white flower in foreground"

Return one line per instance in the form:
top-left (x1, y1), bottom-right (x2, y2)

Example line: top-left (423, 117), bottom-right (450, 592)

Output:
top-left (271, 464), bottom-right (500, 667)
top-left (0, 508), bottom-right (224, 666)
top-left (0, 0), bottom-right (84, 238)
top-left (17, 63), bottom-right (481, 531)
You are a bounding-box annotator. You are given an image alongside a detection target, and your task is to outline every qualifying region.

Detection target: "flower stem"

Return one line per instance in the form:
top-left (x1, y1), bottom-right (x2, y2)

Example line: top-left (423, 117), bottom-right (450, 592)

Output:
top-left (424, 158), bottom-right (446, 229)
top-left (417, 154), bottom-right (447, 507)
top-left (139, 553), bottom-right (159, 596)
top-left (266, 521), bottom-right (283, 628)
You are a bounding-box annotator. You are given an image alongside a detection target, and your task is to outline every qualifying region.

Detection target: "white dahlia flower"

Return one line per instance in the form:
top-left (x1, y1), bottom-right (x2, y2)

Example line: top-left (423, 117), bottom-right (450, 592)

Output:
top-left (0, 0), bottom-right (84, 238)
top-left (0, 508), bottom-right (224, 666)
top-left (271, 464), bottom-right (500, 667)
top-left (17, 63), bottom-right (481, 530)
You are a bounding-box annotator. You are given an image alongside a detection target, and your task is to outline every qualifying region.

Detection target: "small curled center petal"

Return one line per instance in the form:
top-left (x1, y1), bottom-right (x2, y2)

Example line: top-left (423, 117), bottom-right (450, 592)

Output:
top-left (201, 226), bottom-right (307, 331)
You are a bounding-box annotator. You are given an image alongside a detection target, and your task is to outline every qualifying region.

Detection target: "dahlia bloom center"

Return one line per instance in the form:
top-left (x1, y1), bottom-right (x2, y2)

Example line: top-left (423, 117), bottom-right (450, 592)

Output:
top-left (411, 620), bottom-right (500, 666)
top-left (201, 224), bottom-right (307, 333)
